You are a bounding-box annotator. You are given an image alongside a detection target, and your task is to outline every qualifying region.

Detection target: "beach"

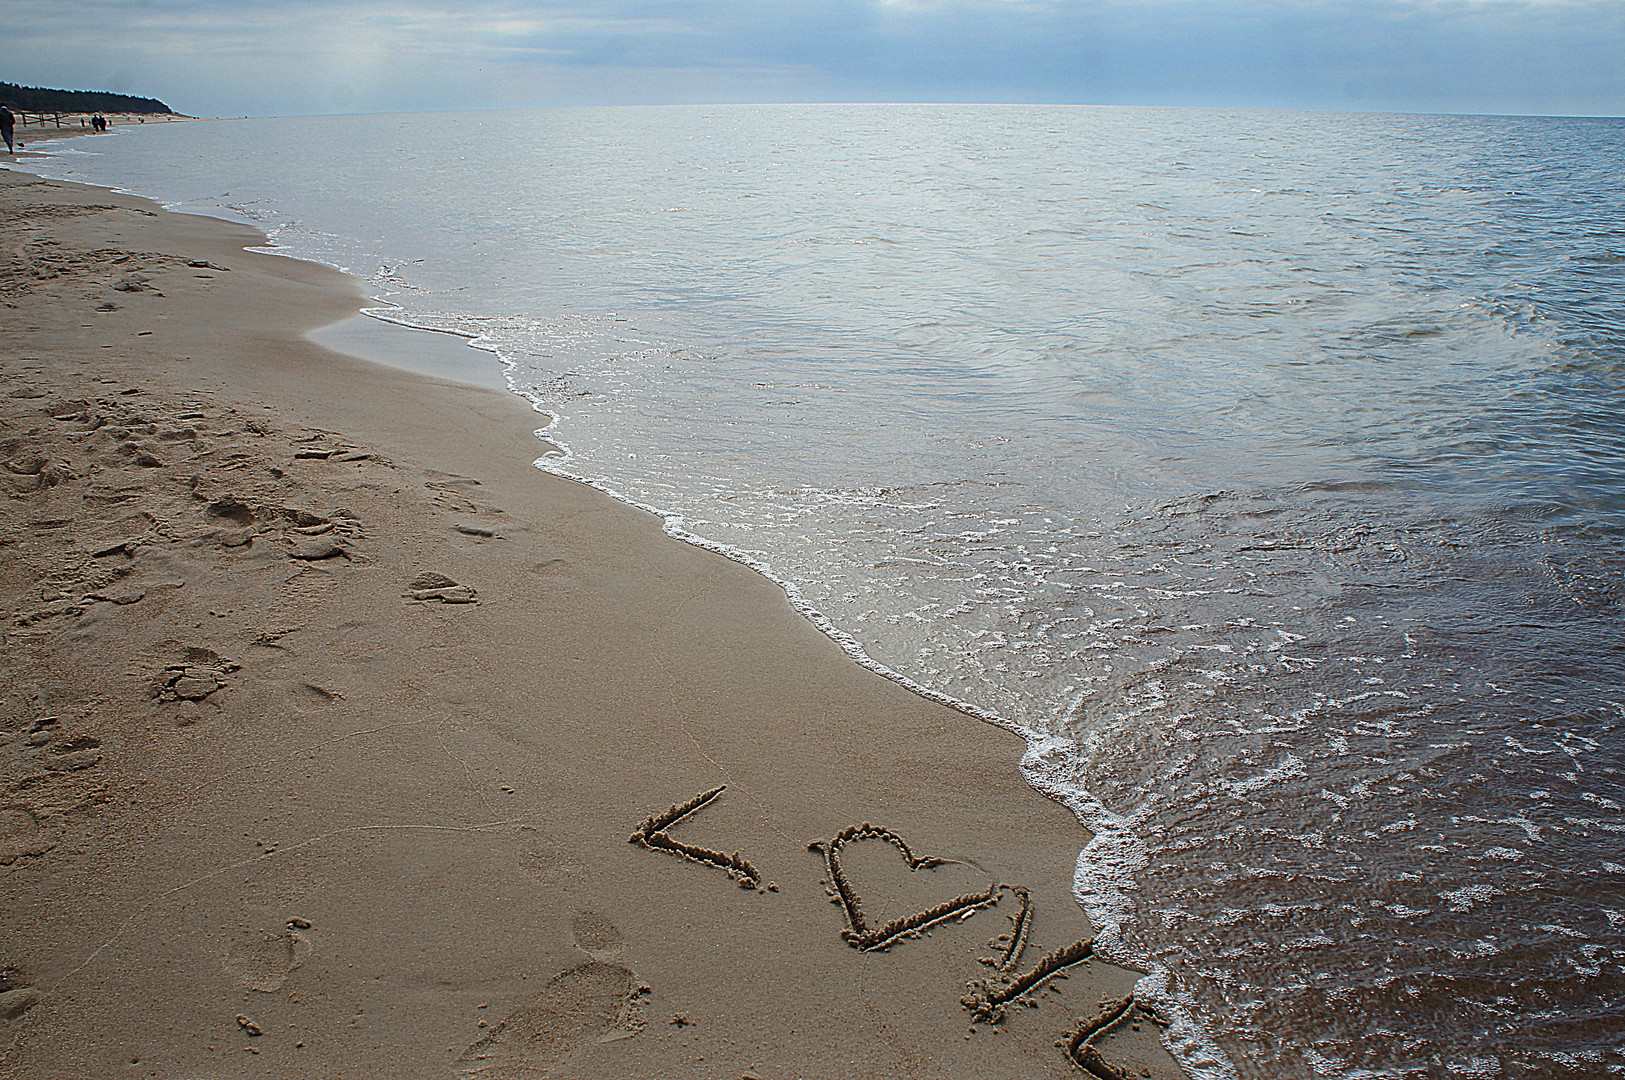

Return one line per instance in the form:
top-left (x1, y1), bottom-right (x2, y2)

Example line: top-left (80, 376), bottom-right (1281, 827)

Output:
top-left (0, 160), bottom-right (1188, 1080)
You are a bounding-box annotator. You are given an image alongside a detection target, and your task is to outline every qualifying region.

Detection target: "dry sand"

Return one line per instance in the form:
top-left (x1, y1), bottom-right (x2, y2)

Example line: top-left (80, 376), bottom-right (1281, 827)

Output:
top-left (0, 162), bottom-right (1190, 1079)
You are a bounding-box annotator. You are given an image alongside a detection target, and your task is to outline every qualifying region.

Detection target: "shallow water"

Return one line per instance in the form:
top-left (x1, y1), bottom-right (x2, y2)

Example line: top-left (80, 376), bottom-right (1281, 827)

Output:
top-left (26, 105), bottom-right (1625, 1078)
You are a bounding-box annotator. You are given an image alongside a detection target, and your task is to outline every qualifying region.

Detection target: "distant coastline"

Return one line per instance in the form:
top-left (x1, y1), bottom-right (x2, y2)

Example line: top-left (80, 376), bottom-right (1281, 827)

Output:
top-left (0, 80), bottom-right (173, 116)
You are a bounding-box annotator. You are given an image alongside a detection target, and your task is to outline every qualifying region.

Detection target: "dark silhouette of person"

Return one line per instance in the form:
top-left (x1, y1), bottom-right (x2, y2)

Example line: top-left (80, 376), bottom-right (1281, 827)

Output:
top-left (1, 104), bottom-right (15, 153)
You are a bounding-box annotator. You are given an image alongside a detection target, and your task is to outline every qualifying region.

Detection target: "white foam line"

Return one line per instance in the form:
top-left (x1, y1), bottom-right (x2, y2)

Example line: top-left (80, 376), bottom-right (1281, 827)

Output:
top-left (1023, 736), bottom-right (1238, 1080)
top-left (358, 303), bottom-right (490, 347)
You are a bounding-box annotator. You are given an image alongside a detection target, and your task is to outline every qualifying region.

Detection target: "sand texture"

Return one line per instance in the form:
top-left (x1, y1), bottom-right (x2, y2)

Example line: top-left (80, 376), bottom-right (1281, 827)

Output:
top-left (0, 165), bottom-right (1188, 1079)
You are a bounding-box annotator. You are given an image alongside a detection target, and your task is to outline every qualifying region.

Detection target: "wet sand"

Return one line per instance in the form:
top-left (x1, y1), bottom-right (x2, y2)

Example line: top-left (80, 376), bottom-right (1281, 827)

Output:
top-left (0, 163), bottom-right (1188, 1079)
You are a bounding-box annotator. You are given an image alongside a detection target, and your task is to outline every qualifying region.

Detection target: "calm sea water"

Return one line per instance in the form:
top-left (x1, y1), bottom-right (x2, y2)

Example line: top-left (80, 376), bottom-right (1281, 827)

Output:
top-left (26, 105), bottom-right (1625, 1079)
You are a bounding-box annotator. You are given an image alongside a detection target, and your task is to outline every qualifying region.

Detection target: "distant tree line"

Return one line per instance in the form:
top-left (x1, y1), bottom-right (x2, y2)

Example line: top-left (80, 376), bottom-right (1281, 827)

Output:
top-left (0, 82), bottom-right (174, 115)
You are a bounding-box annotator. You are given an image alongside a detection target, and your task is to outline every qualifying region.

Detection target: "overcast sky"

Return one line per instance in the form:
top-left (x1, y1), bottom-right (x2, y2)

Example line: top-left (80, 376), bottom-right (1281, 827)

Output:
top-left (1, 0), bottom-right (1620, 118)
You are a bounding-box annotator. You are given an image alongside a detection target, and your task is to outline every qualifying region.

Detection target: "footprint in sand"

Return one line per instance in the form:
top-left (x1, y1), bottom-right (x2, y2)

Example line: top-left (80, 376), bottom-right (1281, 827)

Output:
top-left (153, 647), bottom-right (239, 703)
top-left (287, 537), bottom-right (348, 561)
top-left (221, 925), bottom-right (311, 993)
top-left (457, 962), bottom-right (638, 1078)
top-left (39, 735), bottom-right (102, 772)
top-left (457, 914), bottom-right (642, 1077)
top-left (571, 910), bottom-right (624, 962)
top-left (425, 476), bottom-right (484, 516)
top-left (0, 968), bottom-right (41, 1022)
top-left (0, 806), bottom-right (59, 867)
top-left (404, 572), bottom-right (478, 605)
top-left (3, 447), bottom-right (62, 493)
top-left (205, 495), bottom-right (255, 527)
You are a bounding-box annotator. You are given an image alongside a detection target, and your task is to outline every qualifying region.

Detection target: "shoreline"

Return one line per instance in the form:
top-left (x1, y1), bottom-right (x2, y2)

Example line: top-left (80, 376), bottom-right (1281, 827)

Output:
top-left (0, 165), bottom-right (1192, 1078)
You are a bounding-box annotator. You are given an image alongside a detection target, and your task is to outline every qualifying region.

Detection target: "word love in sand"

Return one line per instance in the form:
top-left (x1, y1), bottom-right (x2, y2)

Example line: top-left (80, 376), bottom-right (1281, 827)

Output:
top-left (628, 786), bottom-right (1162, 1080)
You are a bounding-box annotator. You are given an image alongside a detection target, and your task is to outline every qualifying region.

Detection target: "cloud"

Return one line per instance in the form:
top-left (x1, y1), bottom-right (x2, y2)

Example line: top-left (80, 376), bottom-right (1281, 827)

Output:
top-left (0, 0), bottom-right (1619, 116)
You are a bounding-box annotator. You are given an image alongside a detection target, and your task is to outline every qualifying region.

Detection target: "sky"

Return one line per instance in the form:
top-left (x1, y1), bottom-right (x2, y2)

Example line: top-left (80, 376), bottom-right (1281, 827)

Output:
top-left (1, 0), bottom-right (1621, 118)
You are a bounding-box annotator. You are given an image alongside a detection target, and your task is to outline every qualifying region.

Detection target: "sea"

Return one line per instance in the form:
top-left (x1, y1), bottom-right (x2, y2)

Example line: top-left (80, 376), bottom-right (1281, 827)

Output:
top-left (22, 105), bottom-right (1625, 1079)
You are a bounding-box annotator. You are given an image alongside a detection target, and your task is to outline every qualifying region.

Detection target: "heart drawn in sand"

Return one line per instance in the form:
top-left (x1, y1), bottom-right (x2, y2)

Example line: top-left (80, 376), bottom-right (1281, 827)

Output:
top-left (809, 822), bottom-right (1003, 952)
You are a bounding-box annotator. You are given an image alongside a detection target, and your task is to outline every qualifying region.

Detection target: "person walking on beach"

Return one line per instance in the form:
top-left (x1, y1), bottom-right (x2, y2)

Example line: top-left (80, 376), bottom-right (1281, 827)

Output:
top-left (1, 105), bottom-right (15, 154)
